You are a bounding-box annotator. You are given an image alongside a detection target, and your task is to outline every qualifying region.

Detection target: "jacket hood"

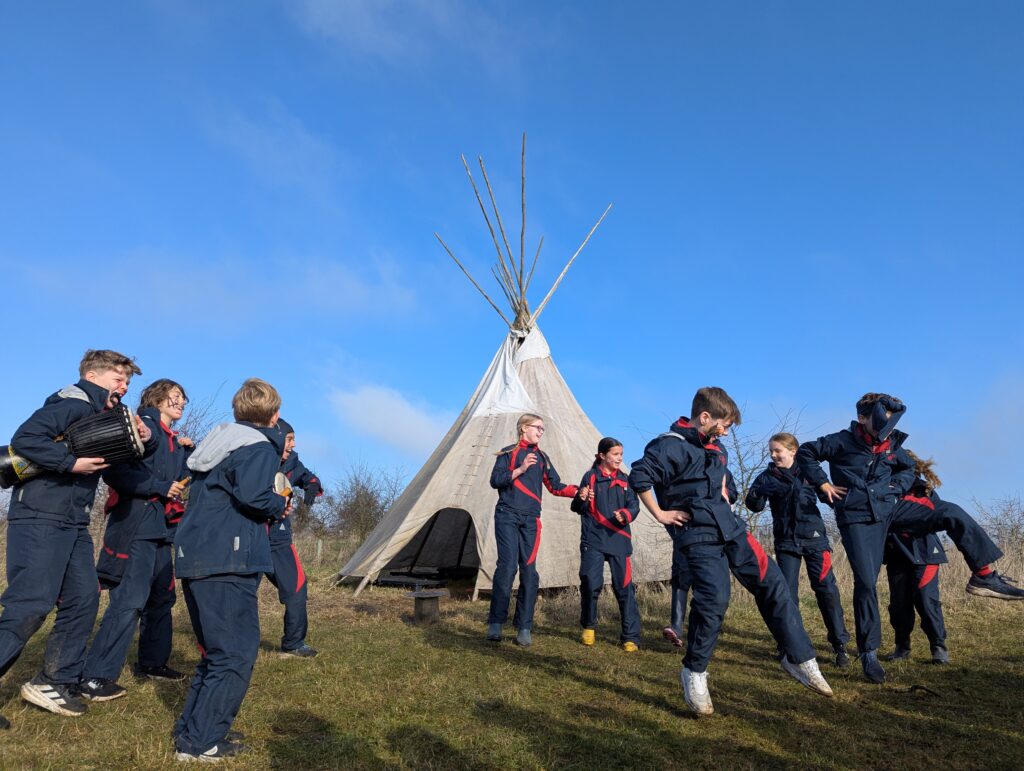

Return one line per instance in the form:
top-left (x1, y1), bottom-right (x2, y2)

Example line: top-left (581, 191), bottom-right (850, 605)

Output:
top-left (187, 422), bottom-right (269, 472)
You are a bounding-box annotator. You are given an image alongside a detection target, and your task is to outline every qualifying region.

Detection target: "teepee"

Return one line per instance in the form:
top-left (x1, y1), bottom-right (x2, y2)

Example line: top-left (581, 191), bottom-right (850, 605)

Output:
top-left (339, 137), bottom-right (672, 597)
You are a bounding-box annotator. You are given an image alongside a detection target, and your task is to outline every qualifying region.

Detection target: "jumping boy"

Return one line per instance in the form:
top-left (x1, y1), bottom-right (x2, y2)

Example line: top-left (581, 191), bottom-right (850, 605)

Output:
top-left (0, 349), bottom-right (145, 724)
top-left (265, 418), bottom-right (322, 658)
top-left (630, 387), bottom-right (832, 716)
top-left (79, 378), bottom-right (193, 702)
top-left (172, 378), bottom-right (288, 761)
top-left (797, 392), bottom-right (1023, 684)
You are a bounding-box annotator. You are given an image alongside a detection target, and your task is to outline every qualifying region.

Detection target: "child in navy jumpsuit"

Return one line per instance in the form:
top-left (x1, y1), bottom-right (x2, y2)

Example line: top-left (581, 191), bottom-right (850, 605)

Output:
top-left (570, 437), bottom-right (641, 650)
top-left (487, 413), bottom-right (578, 647)
top-left (172, 378), bottom-right (288, 762)
top-left (882, 451), bottom-right (950, 664)
top-left (798, 392), bottom-right (1021, 684)
top-left (266, 418), bottom-right (323, 658)
top-left (746, 432), bottom-right (851, 666)
top-left (0, 350), bottom-right (146, 725)
top-left (80, 379), bottom-right (193, 701)
top-left (630, 387), bottom-right (833, 716)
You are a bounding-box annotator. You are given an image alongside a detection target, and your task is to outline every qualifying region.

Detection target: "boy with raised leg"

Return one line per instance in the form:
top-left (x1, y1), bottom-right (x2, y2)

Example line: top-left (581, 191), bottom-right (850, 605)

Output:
top-left (630, 387), bottom-right (832, 717)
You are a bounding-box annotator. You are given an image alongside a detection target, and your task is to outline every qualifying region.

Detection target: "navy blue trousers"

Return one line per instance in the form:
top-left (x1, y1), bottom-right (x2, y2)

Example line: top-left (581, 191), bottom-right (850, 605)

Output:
top-left (84, 538), bottom-right (175, 680)
top-left (886, 561), bottom-right (946, 649)
top-left (578, 545), bottom-right (641, 643)
top-left (174, 575), bottom-right (260, 756)
top-left (265, 543), bottom-right (308, 651)
top-left (684, 534), bottom-right (817, 673)
top-left (669, 541), bottom-right (691, 637)
top-left (0, 521), bottom-right (99, 684)
top-left (841, 499), bottom-right (1000, 652)
top-left (487, 507), bottom-right (542, 631)
top-left (775, 548), bottom-right (850, 649)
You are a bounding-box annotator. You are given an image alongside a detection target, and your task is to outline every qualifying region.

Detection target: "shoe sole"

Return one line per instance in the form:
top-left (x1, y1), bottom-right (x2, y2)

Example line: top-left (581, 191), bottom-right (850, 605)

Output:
top-left (966, 585), bottom-right (1024, 600)
top-left (20, 682), bottom-right (86, 717)
top-left (277, 652), bottom-right (316, 659)
top-left (173, 751), bottom-right (222, 763)
top-left (136, 672), bottom-right (187, 681)
top-left (662, 628), bottom-right (684, 648)
top-left (81, 690), bottom-right (127, 702)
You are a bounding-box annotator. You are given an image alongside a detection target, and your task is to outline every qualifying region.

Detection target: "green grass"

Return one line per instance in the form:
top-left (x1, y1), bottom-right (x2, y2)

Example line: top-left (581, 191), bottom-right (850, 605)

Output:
top-left (1, 535), bottom-right (1024, 769)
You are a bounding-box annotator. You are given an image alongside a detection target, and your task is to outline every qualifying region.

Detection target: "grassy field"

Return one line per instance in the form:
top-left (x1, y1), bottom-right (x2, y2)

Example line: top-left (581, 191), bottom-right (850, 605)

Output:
top-left (1, 530), bottom-right (1023, 770)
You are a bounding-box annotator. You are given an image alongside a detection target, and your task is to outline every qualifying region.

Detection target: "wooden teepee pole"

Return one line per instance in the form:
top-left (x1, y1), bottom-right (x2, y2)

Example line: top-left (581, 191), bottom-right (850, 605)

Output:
top-left (528, 203), bottom-right (612, 326)
top-left (477, 157), bottom-right (521, 300)
top-left (520, 133), bottom-right (526, 300)
top-left (435, 233), bottom-right (513, 328)
top-left (461, 155), bottom-right (518, 302)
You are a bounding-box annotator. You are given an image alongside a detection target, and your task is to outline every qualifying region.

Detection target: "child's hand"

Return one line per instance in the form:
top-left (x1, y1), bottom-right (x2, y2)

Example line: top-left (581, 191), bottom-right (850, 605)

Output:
top-left (72, 457), bottom-right (109, 474)
top-left (819, 483), bottom-right (847, 503)
top-left (177, 436), bottom-right (195, 449)
top-left (655, 509), bottom-right (691, 526)
top-left (577, 485), bottom-right (592, 501)
top-left (614, 510), bottom-right (629, 525)
top-left (135, 416), bottom-right (152, 443)
top-left (518, 453), bottom-right (538, 473)
top-left (167, 480), bottom-right (187, 499)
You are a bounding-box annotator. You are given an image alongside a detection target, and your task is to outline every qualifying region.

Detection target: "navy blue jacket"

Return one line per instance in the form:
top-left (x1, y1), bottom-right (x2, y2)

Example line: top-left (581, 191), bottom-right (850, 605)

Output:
top-left (489, 440), bottom-right (578, 517)
top-left (746, 463), bottom-right (831, 553)
top-left (173, 422), bottom-right (286, 579)
top-left (797, 422), bottom-right (916, 526)
top-left (9, 379), bottom-right (123, 526)
top-left (570, 466), bottom-right (640, 557)
top-left (629, 417), bottom-right (744, 547)
top-left (97, 407), bottom-right (192, 587)
top-left (884, 481), bottom-right (949, 567)
top-left (268, 451), bottom-right (322, 547)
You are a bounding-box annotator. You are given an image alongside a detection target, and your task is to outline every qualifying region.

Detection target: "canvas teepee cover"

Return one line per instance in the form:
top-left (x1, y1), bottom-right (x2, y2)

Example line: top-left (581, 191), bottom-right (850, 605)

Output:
top-left (338, 137), bottom-right (672, 596)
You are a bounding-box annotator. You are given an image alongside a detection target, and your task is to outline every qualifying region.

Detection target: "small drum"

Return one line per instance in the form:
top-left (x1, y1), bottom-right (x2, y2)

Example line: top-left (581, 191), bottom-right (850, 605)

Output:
top-left (274, 472), bottom-right (292, 498)
top-left (0, 404), bottom-right (146, 489)
top-left (65, 404), bottom-right (146, 465)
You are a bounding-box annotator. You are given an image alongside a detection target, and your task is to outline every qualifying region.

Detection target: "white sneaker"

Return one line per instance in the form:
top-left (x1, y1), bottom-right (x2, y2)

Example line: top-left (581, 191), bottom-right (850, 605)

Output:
top-left (680, 667), bottom-right (714, 716)
top-left (781, 656), bottom-right (834, 697)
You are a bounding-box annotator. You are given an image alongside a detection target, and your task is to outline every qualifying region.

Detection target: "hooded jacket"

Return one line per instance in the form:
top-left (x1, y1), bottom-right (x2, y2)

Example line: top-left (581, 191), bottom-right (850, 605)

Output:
top-left (96, 406), bottom-right (193, 587)
top-left (884, 480), bottom-right (949, 567)
top-left (173, 422), bottom-right (286, 579)
top-left (8, 379), bottom-right (129, 526)
top-left (489, 440), bottom-right (578, 517)
top-left (570, 466), bottom-right (640, 556)
top-left (797, 421), bottom-right (916, 526)
top-left (746, 462), bottom-right (831, 553)
top-left (629, 417), bottom-right (744, 547)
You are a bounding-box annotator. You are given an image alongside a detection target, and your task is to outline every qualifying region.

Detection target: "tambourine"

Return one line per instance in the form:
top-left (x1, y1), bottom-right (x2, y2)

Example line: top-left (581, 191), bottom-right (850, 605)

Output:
top-left (274, 472), bottom-right (292, 498)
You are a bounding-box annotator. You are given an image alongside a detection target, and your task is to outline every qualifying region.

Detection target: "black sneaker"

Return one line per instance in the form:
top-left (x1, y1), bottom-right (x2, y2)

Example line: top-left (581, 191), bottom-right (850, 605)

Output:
top-left (931, 645), bottom-right (950, 664)
top-left (967, 571), bottom-right (1024, 600)
top-left (174, 740), bottom-right (247, 762)
top-left (279, 644), bottom-right (318, 659)
top-left (860, 650), bottom-right (886, 684)
top-left (881, 646), bottom-right (911, 662)
top-left (78, 677), bottom-right (128, 702)
top-left (833, 646), bottom-right (851, 667)
top-left (134, 663), bottom-right (187, 681)
top-left (20, 676), bottom-right (88, 716)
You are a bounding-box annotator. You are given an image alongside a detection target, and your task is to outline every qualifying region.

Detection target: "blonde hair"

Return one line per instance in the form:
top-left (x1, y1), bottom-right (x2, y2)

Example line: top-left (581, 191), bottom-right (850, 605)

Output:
top-left (79, 349), bottom-right (142, 378)
top-left (517, 413), bottom-right (544, 437)
top-left (906, 449), bottom-right (942, 493)
top-left (769, 432), bottom-right (799, 453)
top-left (232, 378), bottom-right (281, 425)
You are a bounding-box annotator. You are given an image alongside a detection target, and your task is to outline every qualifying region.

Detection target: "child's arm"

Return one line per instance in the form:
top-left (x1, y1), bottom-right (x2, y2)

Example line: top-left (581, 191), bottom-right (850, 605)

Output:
top-left (541, 455), bottom-right (579, 498)
top-left (890, 447), bottom-right (917, 495)
top-left (230, 446), bottom-right (287, 522)
top-left (103, 463), bottom-right (176, 499)
top-left (569, 473), bottom-right (590, 514)
top-left (11, 399), bottom-right (104, 474)
top-left (629, 441), bottom-right (691, 526)
top-left (290, 457), bottom-right (325, 505)
top-left (797, 435), bottom-right (847, 504)
top-left (614, 483), bottom-right (641, 525)
top-left (489, 450), bottom-right (538, 489)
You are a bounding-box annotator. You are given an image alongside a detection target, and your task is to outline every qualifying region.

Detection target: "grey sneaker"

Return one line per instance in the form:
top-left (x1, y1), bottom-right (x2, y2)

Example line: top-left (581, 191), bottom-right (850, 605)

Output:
top-left (931, 645), bottom-right (950, 664)
top-left (279, 644), bottom-right (318, 659)
top-left (515, 628), bottom-right (532, 647)
top-left (881, 646), bottom-right (911, 662)
top-left (20, 676), bottom-right (88, 716)
top-left (486, 623), bottom-right (503, 642)
top-left (967, 571), bottom-right (1024, 600)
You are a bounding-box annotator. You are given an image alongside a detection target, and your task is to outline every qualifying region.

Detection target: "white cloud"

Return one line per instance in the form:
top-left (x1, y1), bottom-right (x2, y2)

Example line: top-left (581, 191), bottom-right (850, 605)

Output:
top-left (329, 384), bottom-right (453, 457)
top-left (289, 0), bottom-right (517, 75)
top-left (200, 98), bottom-right (349, 204)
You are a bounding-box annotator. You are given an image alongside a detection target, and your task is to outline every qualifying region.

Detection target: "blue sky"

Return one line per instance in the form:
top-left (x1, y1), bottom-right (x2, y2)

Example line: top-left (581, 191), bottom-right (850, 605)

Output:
top-left (1, 1), bottom-right (1021, 506)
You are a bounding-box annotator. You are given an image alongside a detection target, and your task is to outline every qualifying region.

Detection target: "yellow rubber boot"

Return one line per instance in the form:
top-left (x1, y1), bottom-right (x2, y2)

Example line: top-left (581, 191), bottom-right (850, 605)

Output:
top-left (622, 641), bottom-right (639, 653)
top-left (581, 628), bottom-right (595, 646)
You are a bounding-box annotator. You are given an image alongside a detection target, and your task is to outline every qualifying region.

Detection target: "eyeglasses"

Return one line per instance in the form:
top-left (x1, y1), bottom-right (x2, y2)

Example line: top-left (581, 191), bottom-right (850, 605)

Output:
top-left (527, 424), bottom-right (545, 433)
